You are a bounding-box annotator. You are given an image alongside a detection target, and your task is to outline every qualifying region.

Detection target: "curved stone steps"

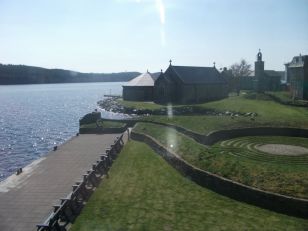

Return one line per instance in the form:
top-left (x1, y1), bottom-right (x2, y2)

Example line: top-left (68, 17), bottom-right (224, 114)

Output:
top-left (213, 137), bottom-right (308, 165)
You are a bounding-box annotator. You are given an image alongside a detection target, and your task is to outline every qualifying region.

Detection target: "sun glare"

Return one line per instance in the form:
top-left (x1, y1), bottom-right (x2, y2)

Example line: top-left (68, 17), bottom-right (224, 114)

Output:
top-left (155, 0), bottom-right (165, 25)
top-left (167, 103), bottom-right (173, 118)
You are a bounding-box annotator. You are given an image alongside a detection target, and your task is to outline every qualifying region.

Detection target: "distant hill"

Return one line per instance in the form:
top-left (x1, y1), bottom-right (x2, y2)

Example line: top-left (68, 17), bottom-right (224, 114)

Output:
top-left (0, 64), bottom-right (140, 85)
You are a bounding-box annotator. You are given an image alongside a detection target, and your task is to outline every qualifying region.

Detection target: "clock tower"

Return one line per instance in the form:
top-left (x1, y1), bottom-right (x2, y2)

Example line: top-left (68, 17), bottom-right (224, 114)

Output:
top-left (255, 49), bottom-right (265, 92)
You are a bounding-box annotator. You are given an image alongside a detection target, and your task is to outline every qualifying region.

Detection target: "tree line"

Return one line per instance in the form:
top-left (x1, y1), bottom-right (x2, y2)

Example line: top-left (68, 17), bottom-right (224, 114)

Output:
top-left (0, 64), bottom-right (140, 85)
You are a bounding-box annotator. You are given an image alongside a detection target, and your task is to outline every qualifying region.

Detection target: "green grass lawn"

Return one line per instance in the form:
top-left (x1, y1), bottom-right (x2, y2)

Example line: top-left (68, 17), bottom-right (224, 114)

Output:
top-left (266, 91), bottom-right (308, 106)
top-left (143, 115), bottom-right (267, 135)
top-left (267, 91), bottom-right (293, 102)
top-left (70, 141), bottom-right (308, 231)
top-left (201, 93), bottom-right (308, 121)
top-left (138, 93), bottom-right (308, 134)
top-left (133, 123), bottom-right (308, 198)
top-left (117, 99), bottom-right (164, 110)
top-left (118, 92), bottom-right (308, 121)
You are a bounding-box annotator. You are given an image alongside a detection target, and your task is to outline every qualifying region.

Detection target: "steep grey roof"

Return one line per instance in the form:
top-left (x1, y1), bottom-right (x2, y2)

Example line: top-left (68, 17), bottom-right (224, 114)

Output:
top-left (151, 72), bottom-right (161, 81)
top-left (123, 72), bottom-right (155, 87)
top-left (170, 65), bottom-right (225, 84)
top-left (287, 55), bottom-right (308, 68)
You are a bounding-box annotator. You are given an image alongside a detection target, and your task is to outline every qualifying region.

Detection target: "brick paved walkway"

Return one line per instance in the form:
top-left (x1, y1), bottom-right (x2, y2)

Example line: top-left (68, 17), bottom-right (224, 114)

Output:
top-left (0, 134), bottom-right (120, 231)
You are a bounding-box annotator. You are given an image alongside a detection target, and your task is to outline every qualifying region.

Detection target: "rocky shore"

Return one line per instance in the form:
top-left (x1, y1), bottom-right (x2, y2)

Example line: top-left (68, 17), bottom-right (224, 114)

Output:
top-left (97, 97), bottom-right (258, 119)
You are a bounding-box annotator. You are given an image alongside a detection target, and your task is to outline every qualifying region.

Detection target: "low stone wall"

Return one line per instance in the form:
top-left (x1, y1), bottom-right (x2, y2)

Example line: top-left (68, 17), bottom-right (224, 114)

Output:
top-left (102, 119), bottom-right (308, 146)
top-left (131, 131), bottom-right (308, 218)
top-left (102, 119), bottom-right (204, 143)
top-left (79, 125), bottom-right (129, 134)
top-left (204, 127), bottom-right (308, 145)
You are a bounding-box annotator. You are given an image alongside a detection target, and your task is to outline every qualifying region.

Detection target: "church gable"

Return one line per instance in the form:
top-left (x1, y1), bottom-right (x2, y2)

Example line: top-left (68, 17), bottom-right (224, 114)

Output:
top-left (154, 63), bottom-right (228, 104)
top-left (170, 65), bottom-right (226, 85)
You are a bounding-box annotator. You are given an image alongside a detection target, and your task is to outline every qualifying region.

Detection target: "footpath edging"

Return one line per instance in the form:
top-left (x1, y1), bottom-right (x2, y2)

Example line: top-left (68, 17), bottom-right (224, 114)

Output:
top-left (102, 118), bottom-right (308, 145)
top-left (79, 125), bottom-right (129, 134)
top-left (101, 119), bottom-right (204, 143)
top-left (131, 131), bottom-right (308, 219)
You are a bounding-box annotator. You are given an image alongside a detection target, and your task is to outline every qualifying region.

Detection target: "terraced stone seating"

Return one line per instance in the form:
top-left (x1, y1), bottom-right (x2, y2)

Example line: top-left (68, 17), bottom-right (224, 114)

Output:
top-left (212, 136), bottom-right (308, 165)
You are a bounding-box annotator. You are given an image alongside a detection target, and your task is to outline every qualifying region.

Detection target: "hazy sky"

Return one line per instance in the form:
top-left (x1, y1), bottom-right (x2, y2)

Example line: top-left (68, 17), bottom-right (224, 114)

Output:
top-left (0, 0), bottom-right (307, 73)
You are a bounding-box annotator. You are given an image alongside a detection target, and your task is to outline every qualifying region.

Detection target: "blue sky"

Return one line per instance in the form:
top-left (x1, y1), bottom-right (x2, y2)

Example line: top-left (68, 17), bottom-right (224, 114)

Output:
top-left (0, 0), bottom-right (307, 72)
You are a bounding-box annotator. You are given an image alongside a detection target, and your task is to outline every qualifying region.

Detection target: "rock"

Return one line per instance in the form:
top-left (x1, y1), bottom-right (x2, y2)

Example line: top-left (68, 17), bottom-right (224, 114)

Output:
top-left (79, 111), bottom-right (101, 125)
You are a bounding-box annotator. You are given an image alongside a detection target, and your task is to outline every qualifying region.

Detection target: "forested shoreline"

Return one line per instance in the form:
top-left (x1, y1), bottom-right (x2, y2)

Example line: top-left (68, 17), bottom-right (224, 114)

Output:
top-left (0, 64), bottom-right (139, 84)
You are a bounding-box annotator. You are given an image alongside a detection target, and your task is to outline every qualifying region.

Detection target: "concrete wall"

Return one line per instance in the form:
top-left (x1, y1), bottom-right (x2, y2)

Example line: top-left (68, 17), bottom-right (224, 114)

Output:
top-left (79, 125), bottom-right (128, 134)
top-left (131, 131), bottom-right (308, 218)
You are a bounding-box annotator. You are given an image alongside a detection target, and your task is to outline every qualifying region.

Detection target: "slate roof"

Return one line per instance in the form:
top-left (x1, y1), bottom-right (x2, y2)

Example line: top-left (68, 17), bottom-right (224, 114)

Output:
top-left (169, 65), bottom-right (225, 84)
top-left (286, 55), bottom-right (308, 68)
top-left (151, 72), bottom-right (161, 81)
top-left (123, 72), bottom-right (156, 87)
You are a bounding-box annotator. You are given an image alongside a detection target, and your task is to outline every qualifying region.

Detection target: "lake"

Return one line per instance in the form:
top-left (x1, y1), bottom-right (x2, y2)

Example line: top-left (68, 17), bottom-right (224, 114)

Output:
top-left (0, 82), bottom-right (125, 181)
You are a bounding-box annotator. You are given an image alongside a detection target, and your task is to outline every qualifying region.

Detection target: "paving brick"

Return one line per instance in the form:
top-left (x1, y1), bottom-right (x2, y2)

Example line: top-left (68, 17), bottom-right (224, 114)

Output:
top-left (0, 134), bottom-right (120, 231)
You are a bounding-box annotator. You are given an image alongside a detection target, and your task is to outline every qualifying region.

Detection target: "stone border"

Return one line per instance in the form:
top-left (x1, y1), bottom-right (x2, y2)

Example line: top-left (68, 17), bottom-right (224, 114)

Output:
top-left (79, 125), bottom-right (129, 134)
top-left (101, 119), bottom-right (308, 145)
top-left (102, 119), bottom-right (204, 142)
top-left (131, 131), bottom-right (308, 219)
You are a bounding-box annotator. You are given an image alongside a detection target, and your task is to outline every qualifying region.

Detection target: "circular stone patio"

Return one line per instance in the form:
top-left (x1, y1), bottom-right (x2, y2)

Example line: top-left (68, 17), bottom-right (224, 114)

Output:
top-left (256, 144), bottom-right (308, 156)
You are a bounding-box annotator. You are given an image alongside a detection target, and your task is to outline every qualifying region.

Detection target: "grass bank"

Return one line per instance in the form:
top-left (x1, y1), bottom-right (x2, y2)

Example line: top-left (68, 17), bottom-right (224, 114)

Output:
top-left (143, 115), bottom-right (262, 135)
top-left (133, 123), bottom-right (308, 198)
top-left (70, 141), bottom-right (308, 231)
top-left (266, 91), bottom-right (308, 106)
top-left (139, 93), bottom-right (308, 134)
top-left (117, 99), bottom-right (164, 110)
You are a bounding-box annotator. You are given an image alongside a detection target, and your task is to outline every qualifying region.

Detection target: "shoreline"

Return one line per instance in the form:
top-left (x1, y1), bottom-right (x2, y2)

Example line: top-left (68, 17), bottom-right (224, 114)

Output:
top-left (0, 134), bottom-right (79, 186)
top-left (0, 157), bottom-right (46, 193)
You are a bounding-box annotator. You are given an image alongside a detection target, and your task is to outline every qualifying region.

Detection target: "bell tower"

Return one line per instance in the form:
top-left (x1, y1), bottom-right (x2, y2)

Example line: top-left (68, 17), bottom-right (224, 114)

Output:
top-left (255, 49), bottom-right (265, 92)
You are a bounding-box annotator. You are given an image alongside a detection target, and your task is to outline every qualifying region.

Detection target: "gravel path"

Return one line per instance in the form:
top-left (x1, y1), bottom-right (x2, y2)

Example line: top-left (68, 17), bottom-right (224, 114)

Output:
top-left (256, 144), bottom-right (308, 156)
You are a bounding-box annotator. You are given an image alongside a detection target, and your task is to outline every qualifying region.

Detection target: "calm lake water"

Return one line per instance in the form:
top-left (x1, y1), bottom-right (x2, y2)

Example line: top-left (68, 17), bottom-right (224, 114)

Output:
top-left (0, 82), bottom-right (125, 181)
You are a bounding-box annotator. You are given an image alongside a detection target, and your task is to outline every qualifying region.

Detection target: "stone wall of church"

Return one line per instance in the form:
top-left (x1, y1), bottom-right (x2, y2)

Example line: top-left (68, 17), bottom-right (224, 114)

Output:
top-left (289, 67), bottom-right (305, 99)
top-left (304, 64), bottom-right (308, 99)
top-left (179, 84), bottom-right (228, 104)
top-left (123, 86), bottom-right (154, 101)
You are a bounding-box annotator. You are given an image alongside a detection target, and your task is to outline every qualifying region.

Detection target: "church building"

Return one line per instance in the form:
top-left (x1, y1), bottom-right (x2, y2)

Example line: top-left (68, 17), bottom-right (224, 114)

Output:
top-left (285, 54), bottom-right (308, 100)
top-left (154, 61), bottom-right (228, 104)
top-left (254, 50), bottom-right (282, 92)
top-left (122, 71), bottom-right (157, 101)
